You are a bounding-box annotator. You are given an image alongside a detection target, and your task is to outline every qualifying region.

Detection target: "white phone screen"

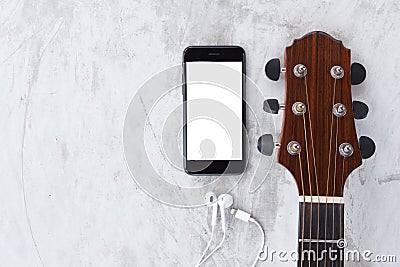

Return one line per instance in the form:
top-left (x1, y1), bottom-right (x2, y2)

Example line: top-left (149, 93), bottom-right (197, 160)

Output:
top-left (186, 62), bottom-right (243, 160)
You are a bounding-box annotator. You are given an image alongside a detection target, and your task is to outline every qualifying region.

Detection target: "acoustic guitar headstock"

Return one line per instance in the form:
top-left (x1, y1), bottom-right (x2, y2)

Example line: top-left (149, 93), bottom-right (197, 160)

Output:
top-left (258, 31), bottom-right (375, 197)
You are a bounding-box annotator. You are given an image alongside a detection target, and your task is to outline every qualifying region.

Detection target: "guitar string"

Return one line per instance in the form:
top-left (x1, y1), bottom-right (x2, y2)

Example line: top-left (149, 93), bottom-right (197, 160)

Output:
top-left (331, 116), bottom-right (339, 267)
top-left (301, 111), bottom-right (312, 266)
top-left (324, 78), bottom-right (337, 267)
top-left (304, 73), bottom-right (321, 266)
top-left (299, 153), bottom-right (306, 267)
top-left (340, 156), bottom-right (346, 263)
top-left (303, 76), bottom-right (313, 267)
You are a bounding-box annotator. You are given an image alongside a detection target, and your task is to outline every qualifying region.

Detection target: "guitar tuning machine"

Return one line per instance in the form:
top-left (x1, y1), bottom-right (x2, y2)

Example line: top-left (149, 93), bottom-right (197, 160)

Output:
top-left (331, 65), bottom-right (344, 79)
top-left (359, 136), bottom-right (376, 159)
top-left (265, 58), bottom-right (286, 81)
top-left (292, 102), bottom-right (306, 116)
top-left (328, 63), bottom-right (366, 84)
top-left (351, 63), bottom-right (366, 85)
top-left (353, 100), bottom-right (369, 119)
top-left (338, 137), bottom-right (375, 159)
top-left (287, 141), bottom-right (301, 155)
top-left (263, 99), bottom-right (285, 114)
top-left (339, 143), bottom-right (354, 157)
top-left (333, 103), bottom-right (347, 117)
top-left (257, 134), bottom-right (280, 156)
top-left (293, 64), bottom-right (307, 78)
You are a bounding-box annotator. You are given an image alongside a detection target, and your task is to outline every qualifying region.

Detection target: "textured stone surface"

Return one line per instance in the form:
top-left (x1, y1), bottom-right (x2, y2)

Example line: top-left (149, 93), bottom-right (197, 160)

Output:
top-left (1, 0), bottom-right (400, 266)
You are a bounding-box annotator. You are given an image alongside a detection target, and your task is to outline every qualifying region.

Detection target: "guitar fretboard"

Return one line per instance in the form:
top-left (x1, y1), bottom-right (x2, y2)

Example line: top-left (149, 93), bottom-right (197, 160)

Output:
top-left (298, 200), bottom-right (344, 267)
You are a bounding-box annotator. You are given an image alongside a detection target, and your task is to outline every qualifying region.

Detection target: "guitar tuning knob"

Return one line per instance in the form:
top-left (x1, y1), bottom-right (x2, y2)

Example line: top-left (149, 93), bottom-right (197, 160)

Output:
top-left (353, 101), bottom-right (369, 119)
top-left (351, 63), bottom-right (366, 85)
top-left (263, 99), bottom-right (285, 114)
top-left (257, 134), bottom-right (280, 156)
top-left (359, 136), bottom-right (376, 159)
top-left (265, 58), bottom-right (281, 81)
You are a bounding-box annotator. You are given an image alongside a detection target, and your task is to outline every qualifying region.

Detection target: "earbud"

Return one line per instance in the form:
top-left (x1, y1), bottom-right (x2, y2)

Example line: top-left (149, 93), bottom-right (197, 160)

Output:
top-left (205, 192), bottom-right (218, 230)
top-left (218, 194), bottom-right (233, 208)
top-left (217, 194), bottom-right (233, 233)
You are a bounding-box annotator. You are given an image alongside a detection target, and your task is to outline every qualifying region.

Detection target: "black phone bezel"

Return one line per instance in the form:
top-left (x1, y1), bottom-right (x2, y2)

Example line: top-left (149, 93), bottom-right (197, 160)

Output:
top-left (182, 46), bottom-right (246, 175)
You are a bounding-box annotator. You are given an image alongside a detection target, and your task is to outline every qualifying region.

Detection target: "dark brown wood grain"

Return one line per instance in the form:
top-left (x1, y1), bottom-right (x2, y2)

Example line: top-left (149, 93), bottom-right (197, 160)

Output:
top-left (278, 31), bottom-right (362, 197)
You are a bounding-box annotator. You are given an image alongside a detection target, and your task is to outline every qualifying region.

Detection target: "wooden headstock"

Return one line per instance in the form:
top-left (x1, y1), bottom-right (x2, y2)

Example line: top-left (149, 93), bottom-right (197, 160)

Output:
top-left (259, 31), bottom-right (376, 197)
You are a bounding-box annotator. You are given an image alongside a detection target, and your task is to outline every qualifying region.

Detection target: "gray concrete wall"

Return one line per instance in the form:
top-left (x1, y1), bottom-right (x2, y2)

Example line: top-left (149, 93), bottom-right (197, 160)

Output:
top-left (1, 0), bottom-right (399, 266)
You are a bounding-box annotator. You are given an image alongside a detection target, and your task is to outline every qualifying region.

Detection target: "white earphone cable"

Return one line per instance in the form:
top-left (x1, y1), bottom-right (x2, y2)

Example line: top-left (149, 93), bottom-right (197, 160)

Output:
top-left (196, 231), bottom-right (226, 266)
top-left (249, 217), bottom-right (266, 267)
top-left (195, 227), bottom-right (215, 266)
top-left (197, 194), bottom-right (266, 266)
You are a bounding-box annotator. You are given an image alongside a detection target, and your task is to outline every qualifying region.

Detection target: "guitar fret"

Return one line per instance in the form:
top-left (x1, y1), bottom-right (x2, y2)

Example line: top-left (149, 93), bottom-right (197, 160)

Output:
top-left (299, 239), bottom-right (340, 243)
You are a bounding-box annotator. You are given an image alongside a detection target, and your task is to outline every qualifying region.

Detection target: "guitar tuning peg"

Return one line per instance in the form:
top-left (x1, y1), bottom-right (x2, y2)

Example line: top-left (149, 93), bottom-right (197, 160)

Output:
top-left (359, 136), bottom-right (376, 159)
top-left (257, 134), bottom-right (280, 156)
top-left (353, 101), bottom-right (369, 119)
top-left (263, 99), bottom-right (285, 114)
top-left (265, 58), bottom-right (282, 81)
top-left (351, 63), bottom-right (366, 85)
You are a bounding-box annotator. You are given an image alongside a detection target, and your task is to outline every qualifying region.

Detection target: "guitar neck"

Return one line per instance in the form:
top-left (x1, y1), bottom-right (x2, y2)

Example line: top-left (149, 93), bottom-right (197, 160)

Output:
top-left (297, 197), bottom-right (344, 266)
top-left (259, 31), bottom-right (374, 267)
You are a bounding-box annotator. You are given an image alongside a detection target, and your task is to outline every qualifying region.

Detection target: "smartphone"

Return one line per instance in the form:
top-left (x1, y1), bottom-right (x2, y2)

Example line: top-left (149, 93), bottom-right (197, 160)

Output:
top-left (182, 46), bottom-right (246, 175)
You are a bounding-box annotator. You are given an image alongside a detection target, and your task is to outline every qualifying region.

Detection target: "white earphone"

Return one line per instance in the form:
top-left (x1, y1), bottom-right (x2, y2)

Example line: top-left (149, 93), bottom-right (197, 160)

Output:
top-left (204, 192), bottom-right (218, 231)
top-left (196, 193), bottom-right (266, 267)
top-left (217, 194), bottom-right (233, 233)
top-left (197, 193), bottom-right (233, 266)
